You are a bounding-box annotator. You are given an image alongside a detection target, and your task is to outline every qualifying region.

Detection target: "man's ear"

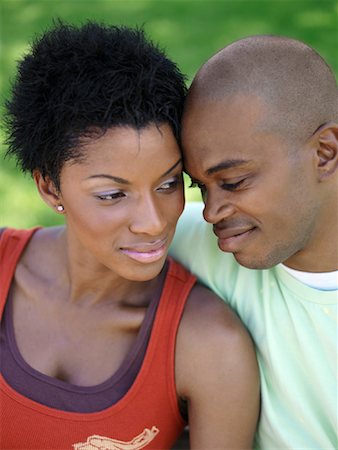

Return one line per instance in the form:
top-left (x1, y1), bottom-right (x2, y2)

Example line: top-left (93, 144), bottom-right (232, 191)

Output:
top-left (33, 170), bottom-right (64, 213)
top-left (314, 123), bottom-right (338, 181)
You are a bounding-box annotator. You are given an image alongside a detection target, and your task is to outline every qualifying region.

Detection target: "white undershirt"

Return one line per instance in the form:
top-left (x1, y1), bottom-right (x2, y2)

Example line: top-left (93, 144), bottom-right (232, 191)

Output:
top-left (281, 265), bottom-right (338, 291)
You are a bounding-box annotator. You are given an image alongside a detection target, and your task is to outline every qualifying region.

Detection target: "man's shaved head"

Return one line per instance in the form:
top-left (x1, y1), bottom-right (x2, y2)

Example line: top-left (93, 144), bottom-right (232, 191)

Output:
top-left (187, 35), bottom-right (337, 142)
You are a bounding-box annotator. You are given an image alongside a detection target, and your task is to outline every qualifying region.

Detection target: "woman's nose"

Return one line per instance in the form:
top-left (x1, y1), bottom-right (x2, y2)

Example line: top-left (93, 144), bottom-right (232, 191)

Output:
top-left (129, 195), bottom-right (166, 236)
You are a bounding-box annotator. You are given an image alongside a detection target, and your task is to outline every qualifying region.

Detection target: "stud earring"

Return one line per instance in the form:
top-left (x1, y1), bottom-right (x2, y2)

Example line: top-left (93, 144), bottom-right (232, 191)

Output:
top-left (56, 204), bottom-right (64, 212)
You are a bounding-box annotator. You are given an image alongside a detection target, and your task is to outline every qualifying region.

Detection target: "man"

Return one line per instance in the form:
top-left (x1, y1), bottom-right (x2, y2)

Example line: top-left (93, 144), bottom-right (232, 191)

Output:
top-left (170, 35), bottom-right (338, 449)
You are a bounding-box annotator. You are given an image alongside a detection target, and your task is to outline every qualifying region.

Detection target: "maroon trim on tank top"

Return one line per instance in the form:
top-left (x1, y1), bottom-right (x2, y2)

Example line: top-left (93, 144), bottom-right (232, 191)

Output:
top-left (0, 262), bottom-right (168, 412)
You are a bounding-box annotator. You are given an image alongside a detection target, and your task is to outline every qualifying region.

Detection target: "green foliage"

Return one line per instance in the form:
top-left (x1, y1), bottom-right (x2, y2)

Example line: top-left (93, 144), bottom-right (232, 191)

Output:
top-left (1, 0), bottom-right (337, 227)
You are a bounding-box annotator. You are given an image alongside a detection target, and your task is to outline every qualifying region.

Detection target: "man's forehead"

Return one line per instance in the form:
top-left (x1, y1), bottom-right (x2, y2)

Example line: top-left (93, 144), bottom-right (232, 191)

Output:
top-left (185, 151), bottom-right (252, 176)
top-left (184, 92), bottom-right (268, 125)
top-left (205, 158), bottom-right (252, 175)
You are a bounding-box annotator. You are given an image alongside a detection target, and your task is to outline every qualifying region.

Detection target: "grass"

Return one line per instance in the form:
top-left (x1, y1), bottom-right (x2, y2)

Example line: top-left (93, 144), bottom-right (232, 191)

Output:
top-left (1, 0), bottom-right (337, 227)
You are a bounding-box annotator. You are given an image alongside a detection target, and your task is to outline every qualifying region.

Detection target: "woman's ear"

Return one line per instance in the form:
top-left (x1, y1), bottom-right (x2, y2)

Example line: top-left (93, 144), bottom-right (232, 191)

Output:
top-left (33, 170), bottom-right (65, 214)
top-left (315, 123), bottom-right (338, 181)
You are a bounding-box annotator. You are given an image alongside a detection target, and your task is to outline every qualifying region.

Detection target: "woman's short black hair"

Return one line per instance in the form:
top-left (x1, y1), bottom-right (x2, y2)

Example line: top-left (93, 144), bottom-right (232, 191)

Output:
top-left (4, 21), bottom-right (187, 189)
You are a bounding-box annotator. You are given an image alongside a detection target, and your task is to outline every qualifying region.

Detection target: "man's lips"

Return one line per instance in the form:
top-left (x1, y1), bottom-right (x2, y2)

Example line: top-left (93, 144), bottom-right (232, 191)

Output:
top-left (213, 226), bottom-right (255, 240)
top-left (213, 225), bottom-right (256, 252)
top-left (120, 238), bottom-right (168, 263)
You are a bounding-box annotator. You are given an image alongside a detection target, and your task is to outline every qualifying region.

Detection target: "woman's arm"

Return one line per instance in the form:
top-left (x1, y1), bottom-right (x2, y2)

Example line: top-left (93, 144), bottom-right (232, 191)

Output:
top-left (175, 284), bottom-right (260, 449)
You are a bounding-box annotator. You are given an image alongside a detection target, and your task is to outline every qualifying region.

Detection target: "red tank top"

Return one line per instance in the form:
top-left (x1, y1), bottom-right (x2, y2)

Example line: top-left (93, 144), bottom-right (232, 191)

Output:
top-left (0, 228), bottom-right (196, 450)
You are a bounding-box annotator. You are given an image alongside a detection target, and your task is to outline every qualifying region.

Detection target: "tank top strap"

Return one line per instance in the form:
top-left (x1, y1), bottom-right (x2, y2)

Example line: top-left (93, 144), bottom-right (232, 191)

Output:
top-left (163, 256), bottom-right (197, 310)
top-left (155, 255), bottom-right (196, 326)
top-left (154, 257), bottom-right (197, 340)
top-left (0, 228), bottom-right (39, 319)
top-left (140, 257), bottom-right (196, 416)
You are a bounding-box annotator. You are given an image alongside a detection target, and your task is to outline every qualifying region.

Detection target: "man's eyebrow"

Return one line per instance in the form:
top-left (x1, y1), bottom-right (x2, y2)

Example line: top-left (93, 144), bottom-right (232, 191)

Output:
top-left (206, 159), bottom-right (249, 175)
top-left (84, 159), bottom-right (182, 183)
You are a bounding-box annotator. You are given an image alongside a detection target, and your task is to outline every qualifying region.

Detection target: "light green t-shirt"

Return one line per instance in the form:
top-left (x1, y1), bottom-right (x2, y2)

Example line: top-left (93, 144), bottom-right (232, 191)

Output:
top-left (170, 202), bottom-right (338, 450)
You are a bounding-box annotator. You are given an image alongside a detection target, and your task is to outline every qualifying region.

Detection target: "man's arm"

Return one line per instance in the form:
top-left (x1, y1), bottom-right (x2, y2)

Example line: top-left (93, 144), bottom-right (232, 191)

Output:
top-left (175, 284), bottom-right (260, 449)
top-left (170, 202), bottom-right (239, 305)
top-left (170, 202), bottom-right (206, 270)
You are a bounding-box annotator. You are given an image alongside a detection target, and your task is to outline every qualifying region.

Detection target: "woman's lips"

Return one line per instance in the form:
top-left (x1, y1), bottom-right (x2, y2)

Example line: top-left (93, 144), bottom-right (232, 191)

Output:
top-left (120, 239), bottom-right (167, 263)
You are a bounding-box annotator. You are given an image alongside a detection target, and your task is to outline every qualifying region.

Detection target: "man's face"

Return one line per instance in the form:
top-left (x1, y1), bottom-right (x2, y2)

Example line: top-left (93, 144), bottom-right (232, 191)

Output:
top-left (182, 93), bottom-right (320, 269)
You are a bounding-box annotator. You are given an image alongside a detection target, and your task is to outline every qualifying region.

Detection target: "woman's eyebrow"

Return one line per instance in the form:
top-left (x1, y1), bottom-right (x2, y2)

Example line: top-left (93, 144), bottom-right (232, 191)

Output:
top-left (161, 158), bottom-right (182, 177)
top-left (83, 159), bottom-right (182, 184)
top-left (85, 174), bottom-right (130, 184)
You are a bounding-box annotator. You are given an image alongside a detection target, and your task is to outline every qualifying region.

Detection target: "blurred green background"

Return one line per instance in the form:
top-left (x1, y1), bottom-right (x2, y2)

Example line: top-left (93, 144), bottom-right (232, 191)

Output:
top-left (1, 0), bottom-right (337, 228)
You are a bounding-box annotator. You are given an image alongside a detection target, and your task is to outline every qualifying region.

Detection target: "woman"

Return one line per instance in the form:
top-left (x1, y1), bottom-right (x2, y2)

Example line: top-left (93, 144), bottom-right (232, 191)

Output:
top-left (0, 22), bottom-right (259, 449)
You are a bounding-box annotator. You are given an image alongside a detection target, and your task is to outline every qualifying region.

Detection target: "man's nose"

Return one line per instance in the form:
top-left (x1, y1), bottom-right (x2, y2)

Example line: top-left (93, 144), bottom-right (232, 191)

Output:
top-left (202, 188), bottom-right (235, 224)
top-left (129, 195), bottom-right (166, 236)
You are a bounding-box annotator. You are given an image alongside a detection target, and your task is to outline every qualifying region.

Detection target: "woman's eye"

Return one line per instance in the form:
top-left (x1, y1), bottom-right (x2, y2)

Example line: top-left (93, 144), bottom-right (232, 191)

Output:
top-left (158, 175), bottom-right (181, 192)
top-left (221, 179), bottom-right (245, 192)
top-left (96, 192), bottom-right (125, 201)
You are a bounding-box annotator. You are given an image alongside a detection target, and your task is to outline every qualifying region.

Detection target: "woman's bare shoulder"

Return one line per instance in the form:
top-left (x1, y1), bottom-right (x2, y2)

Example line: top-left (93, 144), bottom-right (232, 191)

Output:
top-left (175, 283), bottom-right (260, 448)
top-left (16, 226), bottom-right (65, 283)
top-left (180, 283), bottom-right (247, 338)
top-left (175, 282), bottom-right (259, 398)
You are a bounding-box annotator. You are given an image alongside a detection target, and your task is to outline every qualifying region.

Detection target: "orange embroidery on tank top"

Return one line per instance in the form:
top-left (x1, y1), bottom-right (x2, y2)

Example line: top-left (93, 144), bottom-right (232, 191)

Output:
top-left (73, 426), bottom-right (159, 450)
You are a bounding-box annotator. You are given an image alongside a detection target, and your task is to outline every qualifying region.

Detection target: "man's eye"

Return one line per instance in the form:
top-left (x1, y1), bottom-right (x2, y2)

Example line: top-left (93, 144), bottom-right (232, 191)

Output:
top-left (220, 179), bottom-right (245, 191)
top-left (96, 192), bottom-right (125, 200)
top-left (189, 179), bottom-right (205, 190)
